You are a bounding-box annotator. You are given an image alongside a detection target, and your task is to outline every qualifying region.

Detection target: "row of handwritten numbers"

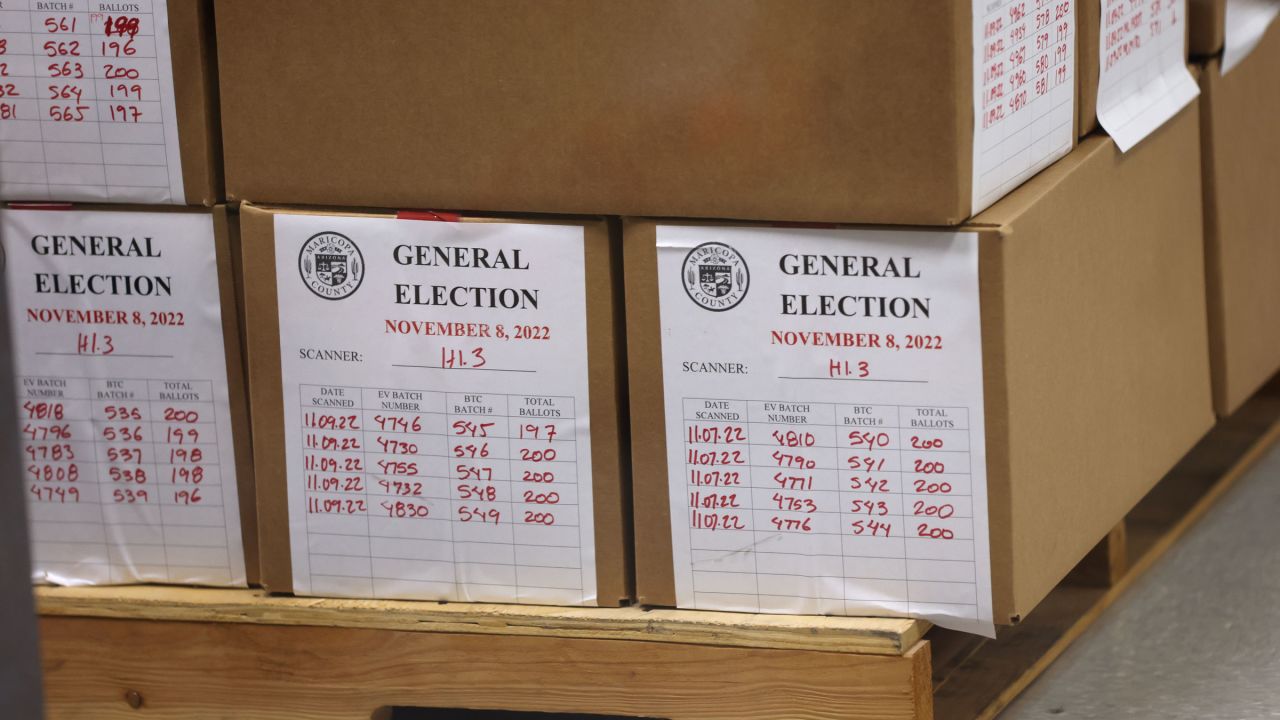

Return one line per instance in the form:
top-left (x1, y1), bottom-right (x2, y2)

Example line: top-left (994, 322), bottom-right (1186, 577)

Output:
top-left (22, 399), bottom-right (211, 507)
top-left (0, 14), bottom-right (148, 123)
top-left (979, 0), bottom-right (1071, 129)
top-left (686, 422), bottom-right (963, 540)
top-left (303, 411), bottom-right (567, 527)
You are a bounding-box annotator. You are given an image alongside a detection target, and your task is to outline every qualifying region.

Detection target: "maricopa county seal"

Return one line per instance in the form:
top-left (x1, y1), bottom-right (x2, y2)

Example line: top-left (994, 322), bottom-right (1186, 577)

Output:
top-left (682, 242), bottom-right (749, 311)
top-left (299, 231), bottom-right (364, 300)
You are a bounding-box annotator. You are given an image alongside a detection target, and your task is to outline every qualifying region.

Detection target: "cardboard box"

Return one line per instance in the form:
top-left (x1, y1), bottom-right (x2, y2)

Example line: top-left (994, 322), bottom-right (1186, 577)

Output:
top-left (212, 203), bottom-right (259, 584)
top-left (169, 0), bottom-right (223, 205)
top-left (624, 100), bottom-right (1212, 624)
top-left (2, 203), bottom-right (256, 585)
top-left (1190, 0), bottom-right (1226, 56)
top-left (1198, 24), bottom-right (1280, 415)
top-left (240, 204), bottom-right (631, 605)
top-left (213, 203), bottom-right (260, 584)
top-left (214, 1), bottom-right (1078, 225)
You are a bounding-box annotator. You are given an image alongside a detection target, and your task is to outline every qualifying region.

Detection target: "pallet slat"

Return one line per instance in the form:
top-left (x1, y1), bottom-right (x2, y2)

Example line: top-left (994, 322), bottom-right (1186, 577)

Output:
top-left (41, 617), bottom-right (932, 720)
top-left (36, 585), bottom-right (925, 657)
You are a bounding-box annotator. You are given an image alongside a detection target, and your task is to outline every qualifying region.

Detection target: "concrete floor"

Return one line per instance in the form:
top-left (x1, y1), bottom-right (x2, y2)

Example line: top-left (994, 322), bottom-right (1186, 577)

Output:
top-left (1002, 441), bottom-right (1280, 719)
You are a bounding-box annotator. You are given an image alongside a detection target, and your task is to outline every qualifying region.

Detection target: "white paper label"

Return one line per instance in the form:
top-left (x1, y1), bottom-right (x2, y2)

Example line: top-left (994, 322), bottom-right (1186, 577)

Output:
top-left (1095, 0), bottom-right (1199, 152)
top-left (1222, 0), bottom-right (1280, 73)
top-left (655, 225), bottom-right (994, 637)
top-left (272, 214), bottom-right (599, 605)
top-left (0, 1), bottom-right (186, 203)
top-left (973, 0), bottom-right (1076, 214)
top-left (2, 208), bottom-right (244, 586)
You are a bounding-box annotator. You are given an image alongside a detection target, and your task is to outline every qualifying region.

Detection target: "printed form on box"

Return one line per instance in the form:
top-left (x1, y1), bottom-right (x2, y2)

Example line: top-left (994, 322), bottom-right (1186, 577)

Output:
top-left (0, 1), bottom-right (186, 203)
top-left (2, 207), bottom-right (246, 586)
top-left (655, 225), bottom-right (994, 637)
top-left (272, 213), bottom-right (601, 606)
top-left (1095, 0), bottom-right (1199, 152)
top-left (972, 0), bottom-right (1077, 215)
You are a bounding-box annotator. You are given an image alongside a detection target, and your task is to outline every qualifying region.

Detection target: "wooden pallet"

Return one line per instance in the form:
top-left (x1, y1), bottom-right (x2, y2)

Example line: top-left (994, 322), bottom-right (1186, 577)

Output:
top-left (36, 388), bottom-right (1280, 720)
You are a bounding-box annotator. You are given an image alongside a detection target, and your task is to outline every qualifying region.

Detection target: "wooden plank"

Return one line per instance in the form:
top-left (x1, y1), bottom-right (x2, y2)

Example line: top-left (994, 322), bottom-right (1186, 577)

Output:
top-left (35, 585), bottom-right (925, 657)
top-left (40, 617), bottom-right (933, 720)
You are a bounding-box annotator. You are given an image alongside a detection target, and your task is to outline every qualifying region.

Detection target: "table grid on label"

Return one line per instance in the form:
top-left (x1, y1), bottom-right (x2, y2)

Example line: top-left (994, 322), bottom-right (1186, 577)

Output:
top-left (19, 375), bottom-right (235, 585)
top-left (0, 0), bottom-right (178, 201)
top-left (298, 385), bottom-right (588, 605)
top-left (683, 398), bottom-right (978, 620)
top-left (975, 0), bottom-right (1075, 209)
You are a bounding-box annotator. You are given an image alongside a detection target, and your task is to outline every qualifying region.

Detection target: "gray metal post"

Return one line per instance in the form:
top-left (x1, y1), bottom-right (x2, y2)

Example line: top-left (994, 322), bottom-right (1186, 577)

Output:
top-left (0, 263), bottom-right (45, 717)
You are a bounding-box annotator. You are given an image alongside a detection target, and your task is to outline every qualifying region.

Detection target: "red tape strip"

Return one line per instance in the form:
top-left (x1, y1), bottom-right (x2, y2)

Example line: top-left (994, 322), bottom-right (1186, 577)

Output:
top-left (396, 210), bottom-right (461, 222)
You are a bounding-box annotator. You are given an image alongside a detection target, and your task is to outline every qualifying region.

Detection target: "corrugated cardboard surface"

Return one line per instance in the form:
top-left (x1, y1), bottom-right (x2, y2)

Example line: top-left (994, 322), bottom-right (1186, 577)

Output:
top-left (1199, 26), bottom-right (1280, 415)
top-left (621, 221), bottom-right (670, 606)
top-left (626, 102), bottom-right (1213, 622)
top-left (215, 1), bottom-right (972, 225)
top-left (240, 204), bottom-right (631, 605)
top-left (168, 0), bottom-right (221, 206)
top-left (1190, 0), bottom-right (1226, 56)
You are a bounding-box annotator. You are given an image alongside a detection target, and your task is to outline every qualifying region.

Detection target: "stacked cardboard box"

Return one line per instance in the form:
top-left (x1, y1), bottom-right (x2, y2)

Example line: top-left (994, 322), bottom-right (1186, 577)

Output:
top-left (212, 0), bottom-right (1083, 620)
top-left (1196, 21), bottom-right (1280, 414)
top-left (625, 100), bottom-right (1213, 628)
top-left (1, 2), bottom-right (258, 586)
top-left (205, 1), bottom-right (1244, 635)
top-left (1074, 1), bottom-right (1280, 422)
top-left (215, 0), bottom-right (1081, 224)
top-left (237, 205), bottom-right (632, 606)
